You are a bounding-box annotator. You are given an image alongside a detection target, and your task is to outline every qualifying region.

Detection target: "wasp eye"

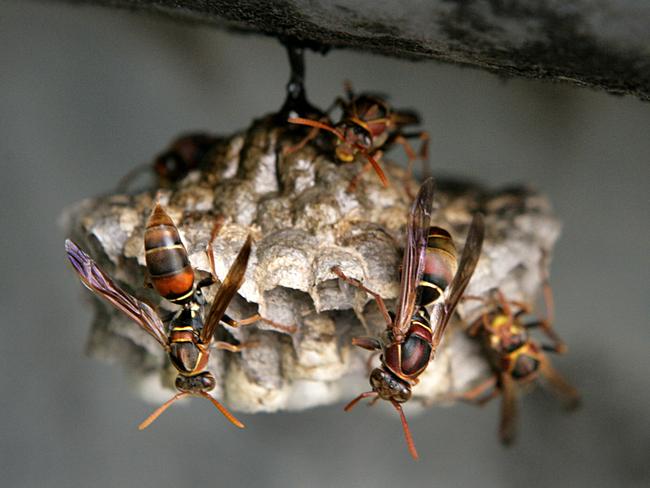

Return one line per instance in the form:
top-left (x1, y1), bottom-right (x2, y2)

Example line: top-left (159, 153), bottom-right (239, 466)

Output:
top-left (352, 125), bottom-right (372, 148)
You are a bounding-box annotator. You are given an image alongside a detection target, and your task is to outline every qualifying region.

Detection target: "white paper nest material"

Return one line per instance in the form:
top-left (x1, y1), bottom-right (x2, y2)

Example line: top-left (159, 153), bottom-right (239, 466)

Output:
top-left (65, 116), bottom-right (561, 413)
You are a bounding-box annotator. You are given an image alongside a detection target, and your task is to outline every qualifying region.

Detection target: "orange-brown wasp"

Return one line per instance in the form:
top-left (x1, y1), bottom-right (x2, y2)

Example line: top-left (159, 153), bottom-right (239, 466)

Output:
top-left (288, 85), bottom-right (428, 190)
top-left (333, 177), bottom-right (485, 459)
top-left (459, 284), bottom-right (580, 444)
top-left (66, 206), bottom-right (292, 429)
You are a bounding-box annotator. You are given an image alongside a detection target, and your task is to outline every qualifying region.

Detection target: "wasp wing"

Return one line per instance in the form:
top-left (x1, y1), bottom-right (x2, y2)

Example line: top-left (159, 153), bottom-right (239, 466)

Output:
top-left (430, 213), bottom-right (485, 350)
top-left (392, 177), bottom-right (435, 337)
top-left (65, 239), bottom-right (169, 349)
top-left (201, 235), bottom-right (253, 344)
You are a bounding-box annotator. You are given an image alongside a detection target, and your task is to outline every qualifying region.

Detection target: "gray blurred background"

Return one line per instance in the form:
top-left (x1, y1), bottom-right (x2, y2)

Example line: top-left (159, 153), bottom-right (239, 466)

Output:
top-left (1, 1), bottom-right (649, 487)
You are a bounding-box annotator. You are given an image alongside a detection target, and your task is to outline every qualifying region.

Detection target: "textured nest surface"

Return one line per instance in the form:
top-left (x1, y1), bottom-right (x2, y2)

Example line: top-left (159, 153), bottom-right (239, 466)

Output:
top-left (64, 115), bottom-right (561, 414)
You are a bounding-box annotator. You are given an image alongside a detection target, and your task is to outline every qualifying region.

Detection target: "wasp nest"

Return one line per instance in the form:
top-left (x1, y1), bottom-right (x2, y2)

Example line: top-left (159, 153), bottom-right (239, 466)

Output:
top-left (64, 115), bottom-right (560, 413)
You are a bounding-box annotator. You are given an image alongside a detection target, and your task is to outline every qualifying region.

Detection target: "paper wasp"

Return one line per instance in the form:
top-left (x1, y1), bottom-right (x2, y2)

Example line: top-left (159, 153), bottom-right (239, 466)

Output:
top-left (459, 283), bottom-right (580, 444)
top-left (115, 133), bottom-right (220, 192)
top-left (66, 205), bottom-right (293, 429)
top-left (288, 84), bottom-right (428, 190)
top-left (152, 133), bottom-right (219, 185)
top-left (332, 178), bottom-right (485, 459)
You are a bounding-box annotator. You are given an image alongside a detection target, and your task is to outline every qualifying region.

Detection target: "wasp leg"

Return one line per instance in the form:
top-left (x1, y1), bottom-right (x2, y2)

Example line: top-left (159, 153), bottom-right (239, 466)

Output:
top-left (525, 320), bottom-right (568, 354)
top-left (538, 356), bottom-right (581, 410)
top-left (344, 391), bottom-right (378, 412)
top-left (455, 375), bottom-right (499, 406)
top-left (466, 317), bottom-right (485, 337)
top-left (346, 160), bottom-right (373, 193)
top-left (331, 266), bottom-right (393, 328)
top-left (347, 147), bottom-right (386, 192)
top-left (115, 163), bottom-right (151, 193)
top-left (524, 316), bottom-right (567, 353)
top-left (368, 395), bottom-right (381, 407)
top-left (222, 313), bottom-right (296, 334)
top-left (498, 373), bottom-right (518, 446)
top-left (352, 336), bottom-right (382, 351)
top-left (200, 214), bottom-right (228, 291)
top-left (393, 132), bottom-right (430, 197)
top-left (214, 340), bottom-right (259, 352)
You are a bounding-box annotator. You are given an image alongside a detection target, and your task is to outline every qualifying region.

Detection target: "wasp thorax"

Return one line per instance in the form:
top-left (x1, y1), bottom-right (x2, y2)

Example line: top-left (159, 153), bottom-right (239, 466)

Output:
top-left (370, 368), bottom-right (412, 403)
top-left (175, 372), bottom-right (216, 393)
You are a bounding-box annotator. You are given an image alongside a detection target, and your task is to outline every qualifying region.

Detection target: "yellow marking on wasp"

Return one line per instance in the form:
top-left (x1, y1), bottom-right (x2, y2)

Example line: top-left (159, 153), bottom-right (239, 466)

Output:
top-left (190, 351), bottom-right (204, 374)
top-left (171, 326), bottom-right (194, 332)
top-left (411, 314), bottom-right (433, 333)
top-left (169, 288), bottom-right (195, 303)
top-left (419, 280), bottom-right (444, 293)
top-left (145, 244), bottom-right (184, 254)
top-left (349, 116), bottom-right (371, 133)
top-left (171, 337), bottom-right (194, 343)
top-left (150, 223), bottom-right (177, 231)
top-left (505, 343), bottom-right (538, 368)
top-left (428, 230), bottom-right (452, 239)
top-left (491, 315), bottom-right (511, 330)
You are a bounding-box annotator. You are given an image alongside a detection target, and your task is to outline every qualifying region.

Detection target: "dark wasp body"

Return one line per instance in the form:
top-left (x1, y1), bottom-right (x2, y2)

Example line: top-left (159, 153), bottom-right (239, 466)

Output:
top-left (115, 132), bottom-right (220, 192)
top-left (153, 133), bottom-right (219, 185)
top-left (333, 178), bottom-right (485, 459)
top-left (460, 287), bottom-right (580, 444)
top-left (288, 85), bottom-right (428, 190)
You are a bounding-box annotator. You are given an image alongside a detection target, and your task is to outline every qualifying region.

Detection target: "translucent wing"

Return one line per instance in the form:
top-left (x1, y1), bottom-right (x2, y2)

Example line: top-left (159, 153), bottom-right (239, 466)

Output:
top-left (65, 239), bottom-right (169, 349)
top-left (392, 177), bottom-right (435, 337)
top-left (200, 235), bottom-right (253, 344)
top-left (430, 213), bottom-right (485, 349)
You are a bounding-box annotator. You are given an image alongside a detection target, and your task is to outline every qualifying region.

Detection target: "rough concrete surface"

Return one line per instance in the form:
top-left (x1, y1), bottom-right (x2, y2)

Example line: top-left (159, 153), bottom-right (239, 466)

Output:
top-left (55, 0), bottom-right (650, 100)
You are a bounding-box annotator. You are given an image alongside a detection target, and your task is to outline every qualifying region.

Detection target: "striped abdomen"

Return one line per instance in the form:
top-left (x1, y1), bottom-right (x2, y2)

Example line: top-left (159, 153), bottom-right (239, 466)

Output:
top-left (417, 226), bottom-right (458, 307)
top-left (145, 204), bottom-right (195, 304)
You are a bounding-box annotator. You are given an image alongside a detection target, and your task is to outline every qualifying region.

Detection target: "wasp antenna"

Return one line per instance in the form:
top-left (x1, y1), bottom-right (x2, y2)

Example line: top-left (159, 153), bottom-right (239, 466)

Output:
top-left (209, 214), bottom-right (226, 242)
top-left (343, 391), bottom-right (377, 412)
top-left (138, 392), bottom-right (189, 430)
top-left (200, 392), bottom-right (245, 429)
top-left (287, 117), bottom-right (346, 142)
top-left (357, 146), bottom-right (389, 187)
top-left (391, 400), bottom-right (419, 461)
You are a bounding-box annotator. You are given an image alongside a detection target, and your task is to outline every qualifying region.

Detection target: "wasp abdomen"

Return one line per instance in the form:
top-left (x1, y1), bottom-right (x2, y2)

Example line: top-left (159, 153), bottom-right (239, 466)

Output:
top-left (418, 226), bottom-right (458, 307)
top-left (145, 205), bottom-right (195, 304)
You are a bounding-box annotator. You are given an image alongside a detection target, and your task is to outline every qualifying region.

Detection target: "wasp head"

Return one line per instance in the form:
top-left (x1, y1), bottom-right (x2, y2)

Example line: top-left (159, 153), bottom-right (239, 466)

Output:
top-left (175, 372), bottom-right (216, 394)
top-left (370, 368), bottom-right (412, 403)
